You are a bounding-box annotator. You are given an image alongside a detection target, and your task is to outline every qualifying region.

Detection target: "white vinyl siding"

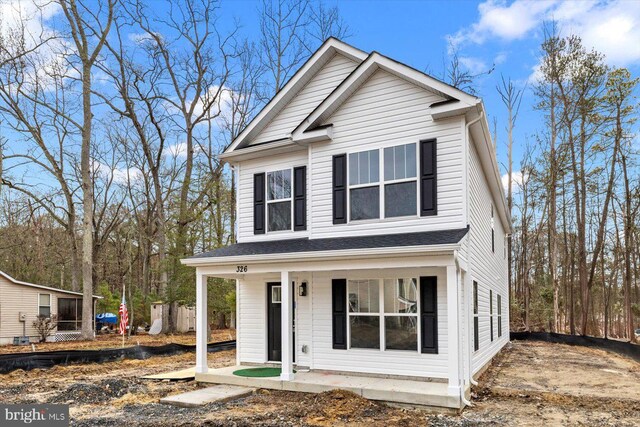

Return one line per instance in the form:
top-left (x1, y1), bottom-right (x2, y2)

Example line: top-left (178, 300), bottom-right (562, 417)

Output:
top-left (251, 54), bottom-right (359, 145)
top-left (468, 139), bottom-right (509, 375)
top-left (309, 268), bottom-right (449, 379)
top-left (237, 277), bottom-right (268, 363)
top-left (237, 150), bottom-right (308, 242)
top-left (309, 69), bottom-right (465, 238)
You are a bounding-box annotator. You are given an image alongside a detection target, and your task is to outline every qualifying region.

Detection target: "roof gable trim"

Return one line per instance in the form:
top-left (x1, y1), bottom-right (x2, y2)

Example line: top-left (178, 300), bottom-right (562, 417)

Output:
top-left (225, 38), bottom-right (367, 154)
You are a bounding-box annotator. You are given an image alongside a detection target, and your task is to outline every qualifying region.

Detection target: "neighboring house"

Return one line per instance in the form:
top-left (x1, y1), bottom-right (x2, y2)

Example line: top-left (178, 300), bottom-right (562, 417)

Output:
top-left (0, 271), bottom-right (101, 344)
top-left (150, 302), bottom-right (196, 333)
top-left (182, 38), bottom-right (509, 408)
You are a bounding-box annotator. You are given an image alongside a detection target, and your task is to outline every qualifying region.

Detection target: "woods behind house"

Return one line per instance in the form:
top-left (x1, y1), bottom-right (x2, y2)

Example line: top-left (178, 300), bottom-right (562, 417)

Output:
top-left (0, 2), bottom-right (637, 341)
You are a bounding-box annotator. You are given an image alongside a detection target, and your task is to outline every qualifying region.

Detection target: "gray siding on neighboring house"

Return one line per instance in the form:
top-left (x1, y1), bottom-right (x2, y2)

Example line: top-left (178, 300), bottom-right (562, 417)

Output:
top-left (0, 275), bottom-right (83, 343)
top-left (468, 138), bottom-right (509, 374)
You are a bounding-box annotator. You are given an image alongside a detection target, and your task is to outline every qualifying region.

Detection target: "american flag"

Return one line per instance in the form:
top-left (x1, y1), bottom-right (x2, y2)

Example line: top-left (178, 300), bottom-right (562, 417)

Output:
top-left (119, 287), bottom-right (128, 336)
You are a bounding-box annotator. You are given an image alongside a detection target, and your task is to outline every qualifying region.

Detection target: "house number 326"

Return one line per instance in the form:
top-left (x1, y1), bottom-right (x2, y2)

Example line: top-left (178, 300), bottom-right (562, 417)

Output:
top-left (236, 265), bottom-right (248, 273)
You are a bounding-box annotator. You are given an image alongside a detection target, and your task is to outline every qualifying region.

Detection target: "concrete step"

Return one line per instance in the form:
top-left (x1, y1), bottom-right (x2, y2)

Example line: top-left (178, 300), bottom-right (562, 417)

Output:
top-left (160, 385), bottom-right (254, 408)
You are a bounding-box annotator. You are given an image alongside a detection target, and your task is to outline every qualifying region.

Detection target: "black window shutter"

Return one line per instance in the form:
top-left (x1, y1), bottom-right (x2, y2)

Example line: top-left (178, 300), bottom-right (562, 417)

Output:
top-left (253, 173), bottom-right (265, 234)
top-left (293, 166), bottom-right (307, 231)
top-left (332, 154), bottom-right (347, 224)
top-left (332, 278), bottom-right (347, 349)
top-left (420, 139), bottom-right (437, 216)
top-left (420, 276), bottom-right (438, 354)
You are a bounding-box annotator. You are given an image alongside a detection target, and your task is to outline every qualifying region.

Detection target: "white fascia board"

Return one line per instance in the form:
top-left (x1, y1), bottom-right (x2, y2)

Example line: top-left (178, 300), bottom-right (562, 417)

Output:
top-left (225, 39), bottom-right (367, 153)
top-left (430, 102), bottom-right (474, 120)
top-left (219, 139), bottom-right (305, 162)
top-left (181, 243), bottom-right (460, 267)
top-left (291, 126), bottom-right (333, 144)
top-left (0, 270), bottom-right (103, 298)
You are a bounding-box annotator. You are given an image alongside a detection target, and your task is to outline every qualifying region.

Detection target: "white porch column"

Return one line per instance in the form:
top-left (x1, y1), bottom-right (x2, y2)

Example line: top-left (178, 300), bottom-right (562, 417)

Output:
top-left (196, 272), bottom-right (208, 374)
top-left (447, 264), bottom-right (461, 395)
top-left (280, 270), bottom-right (294, 381)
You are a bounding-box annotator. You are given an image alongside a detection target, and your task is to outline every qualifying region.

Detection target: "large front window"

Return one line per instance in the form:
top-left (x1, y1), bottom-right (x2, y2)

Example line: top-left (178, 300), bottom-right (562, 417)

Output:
top-left (348, 278), bottom-right (418, 351)
top-left (267, 169), bottom-right (292, 232)
top-left (348, 143), bottom-right (418, 221)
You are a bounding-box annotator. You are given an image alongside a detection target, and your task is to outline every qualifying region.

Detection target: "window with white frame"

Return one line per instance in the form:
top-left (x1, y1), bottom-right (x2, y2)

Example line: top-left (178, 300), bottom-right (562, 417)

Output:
top-left (473, 281), bottom-right (479, 351)
top-left (490, 289), bottom-right (494, 342)
top-left (267, 169), bottom-right (292, 232)
top-left (38, 294), bottom-right (51, 318)
top-left (497, 294), bottom-right (503, 337)
top-left (348, 278), bottom-right (418, 351)
top-left (383, 143), bottom-right (417, 218)
top-left (491, 204), bottom-right (495, 253)
top-left (349, 150), bottom-right (379, 220)
top-left (348, 143), bottom-right (418, 221)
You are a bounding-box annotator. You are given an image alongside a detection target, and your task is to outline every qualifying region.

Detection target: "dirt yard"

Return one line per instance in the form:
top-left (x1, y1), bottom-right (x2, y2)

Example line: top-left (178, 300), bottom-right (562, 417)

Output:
top-left (0, 330), bottom-right (236, 354)
top-left (0, 340), bottom-right (638, 426)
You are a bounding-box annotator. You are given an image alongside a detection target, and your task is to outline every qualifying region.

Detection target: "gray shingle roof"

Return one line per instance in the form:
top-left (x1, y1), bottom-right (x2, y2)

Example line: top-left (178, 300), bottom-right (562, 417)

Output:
top-left (189, 227), bottom-right (468, 259)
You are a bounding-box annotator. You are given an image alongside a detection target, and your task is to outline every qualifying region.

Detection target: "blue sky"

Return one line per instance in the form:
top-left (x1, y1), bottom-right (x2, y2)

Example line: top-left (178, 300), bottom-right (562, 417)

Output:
top-left (2, 0), bottom-right (639, 193)
top-left (220, 0), bottom-right (640, 189)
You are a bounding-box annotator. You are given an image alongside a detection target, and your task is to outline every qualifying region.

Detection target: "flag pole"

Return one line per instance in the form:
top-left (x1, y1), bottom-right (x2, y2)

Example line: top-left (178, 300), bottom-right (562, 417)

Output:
top-left (122, 283), bottom-right (126, 348)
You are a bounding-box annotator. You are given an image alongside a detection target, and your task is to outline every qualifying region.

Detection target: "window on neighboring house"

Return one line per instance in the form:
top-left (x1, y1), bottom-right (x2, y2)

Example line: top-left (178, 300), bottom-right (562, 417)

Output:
top-left (383, 143), bottom-right (417, 218)
top-left (267, 169), bottom-right (292, 232)
top-left (497, 294), bottom-right (503, 338)
top-left (491, 204), bottom-right (495, 253)
top-left (490, 289), bottom-right (494, 342)
top-left (38, 294), bottom-right (51, 318)
top-left (349, 149), bottom-right (380, 220)
top-left (473, 281), bottom-right (479, 351)
top-left (348, 277), bottom-right (419, 351)
top-left (58, 298), bottom-right (83, 331)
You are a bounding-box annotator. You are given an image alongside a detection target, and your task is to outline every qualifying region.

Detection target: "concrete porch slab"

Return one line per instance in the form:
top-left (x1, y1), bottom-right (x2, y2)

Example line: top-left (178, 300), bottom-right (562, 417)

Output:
top-left (196, 366), bottom-right (463, 409)
top-left (160, 384), bottom-right (254, 408)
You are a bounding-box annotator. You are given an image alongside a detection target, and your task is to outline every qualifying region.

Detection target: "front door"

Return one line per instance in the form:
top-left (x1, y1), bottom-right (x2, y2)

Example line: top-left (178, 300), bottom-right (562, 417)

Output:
top-left (267, 282), bottom-right (295, 362)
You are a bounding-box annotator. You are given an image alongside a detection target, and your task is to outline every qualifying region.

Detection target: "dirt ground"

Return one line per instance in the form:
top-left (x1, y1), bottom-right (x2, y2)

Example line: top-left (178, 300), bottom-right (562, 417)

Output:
top-left (0, 340), bottom-right (638, 426)
top-left (0, 330), bottom-right (236, 354)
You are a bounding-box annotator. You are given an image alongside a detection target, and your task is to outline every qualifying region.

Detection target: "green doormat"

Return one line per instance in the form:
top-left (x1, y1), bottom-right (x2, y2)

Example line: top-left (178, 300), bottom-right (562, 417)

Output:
top-left (232, 367), bottom-right (295, 377)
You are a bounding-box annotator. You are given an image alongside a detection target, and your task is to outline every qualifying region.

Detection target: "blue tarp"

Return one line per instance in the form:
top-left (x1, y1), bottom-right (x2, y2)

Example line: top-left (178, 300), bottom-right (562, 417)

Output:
top-left (96, 313), bottom-right (118, 324)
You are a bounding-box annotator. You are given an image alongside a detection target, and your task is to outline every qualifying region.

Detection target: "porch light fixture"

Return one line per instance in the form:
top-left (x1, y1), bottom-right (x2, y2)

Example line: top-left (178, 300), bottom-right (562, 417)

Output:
top-left (298, 282), bottom-right (308, 297)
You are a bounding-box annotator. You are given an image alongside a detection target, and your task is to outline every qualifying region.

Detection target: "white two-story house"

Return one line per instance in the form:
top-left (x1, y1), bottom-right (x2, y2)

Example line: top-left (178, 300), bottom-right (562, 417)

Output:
top-left (182, 38), bottom-right (509, 409)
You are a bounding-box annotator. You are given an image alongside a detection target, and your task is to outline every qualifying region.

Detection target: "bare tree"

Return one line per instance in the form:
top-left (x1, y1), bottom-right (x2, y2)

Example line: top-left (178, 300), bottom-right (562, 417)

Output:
top-left (58, 0), bottom-right (115, 340)
top-left (497, 74), bottom-right (524, 328)
top-left (259, 0), bottom-right (309, 94)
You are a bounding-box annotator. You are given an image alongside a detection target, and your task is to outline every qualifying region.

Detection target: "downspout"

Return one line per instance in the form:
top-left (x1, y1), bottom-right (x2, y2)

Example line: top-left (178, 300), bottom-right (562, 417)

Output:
top-left (465, 112), bottom-right (482, 389)
top-left (454, 250), bottom-right (473, 408)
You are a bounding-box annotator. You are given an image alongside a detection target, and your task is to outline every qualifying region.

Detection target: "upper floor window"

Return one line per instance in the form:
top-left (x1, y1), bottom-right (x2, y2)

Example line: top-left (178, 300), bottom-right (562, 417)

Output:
top-left (384, 143), bottom-right (417, 217)
top-left (348, 143), bottom-right (417, 221)
top-left (267, 169), bottom-right (292, 232)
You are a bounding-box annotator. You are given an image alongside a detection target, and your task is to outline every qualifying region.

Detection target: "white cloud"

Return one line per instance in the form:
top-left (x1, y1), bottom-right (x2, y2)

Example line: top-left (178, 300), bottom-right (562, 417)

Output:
top-left (501, 170), bottom-right (528, 194)
top-left (92, 161), bottom-right (142, 184)
top-left (459, 56), bottom-right (489, 75)
top-left (451, 0), bottom-right (640, 67)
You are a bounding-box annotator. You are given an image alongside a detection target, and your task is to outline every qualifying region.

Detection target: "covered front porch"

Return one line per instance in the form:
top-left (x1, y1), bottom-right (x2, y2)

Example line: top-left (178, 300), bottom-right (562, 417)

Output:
top-left (182, 230), bottom-right (474, 409)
